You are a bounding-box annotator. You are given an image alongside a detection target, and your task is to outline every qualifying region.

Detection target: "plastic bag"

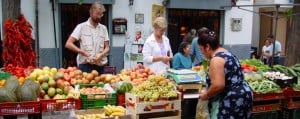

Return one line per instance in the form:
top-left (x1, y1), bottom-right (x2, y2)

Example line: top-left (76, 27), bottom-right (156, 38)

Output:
top-left (195, 99), bottom-right (209, 119)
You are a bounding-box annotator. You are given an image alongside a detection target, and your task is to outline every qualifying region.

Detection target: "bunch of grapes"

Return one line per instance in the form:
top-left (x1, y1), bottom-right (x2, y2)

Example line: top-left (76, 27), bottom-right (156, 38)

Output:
top-left (130, 74), bottom-right (178, 102)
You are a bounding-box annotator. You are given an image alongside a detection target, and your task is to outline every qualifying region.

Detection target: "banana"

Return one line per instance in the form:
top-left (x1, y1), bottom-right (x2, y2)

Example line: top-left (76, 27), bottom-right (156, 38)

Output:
top-left (104, 106), bottom-right (113, 115)
top-left (112, 106), bottom-right (125, 113)
top-left (111, 112), bottom-right (125, 116)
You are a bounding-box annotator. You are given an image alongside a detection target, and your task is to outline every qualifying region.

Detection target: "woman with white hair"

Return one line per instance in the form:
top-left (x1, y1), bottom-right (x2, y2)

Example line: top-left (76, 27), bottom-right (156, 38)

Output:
top-left (142, 17), bottom-right (173, 74)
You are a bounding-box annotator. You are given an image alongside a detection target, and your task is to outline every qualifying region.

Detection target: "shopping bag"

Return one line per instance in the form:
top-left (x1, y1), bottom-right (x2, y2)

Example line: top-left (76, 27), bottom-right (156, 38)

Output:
top-left (195, 99), bottom-right (209, 119)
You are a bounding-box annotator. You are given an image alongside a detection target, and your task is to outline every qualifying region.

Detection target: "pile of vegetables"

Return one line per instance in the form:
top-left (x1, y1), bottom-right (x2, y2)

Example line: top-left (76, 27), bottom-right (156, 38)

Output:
top-left (249, 80), bottom-right (282, 94)
top-left (240, 59), bottom-right (271, 72)
top-left (244, 72), bottom-right (282, 94)
top-left (2, 14), bottom-right (36, 77)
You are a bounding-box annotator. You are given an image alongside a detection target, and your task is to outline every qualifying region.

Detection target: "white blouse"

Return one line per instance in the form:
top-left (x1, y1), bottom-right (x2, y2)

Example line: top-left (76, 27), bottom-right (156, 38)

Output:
top-left (142, 33), bottom-right (173, 74)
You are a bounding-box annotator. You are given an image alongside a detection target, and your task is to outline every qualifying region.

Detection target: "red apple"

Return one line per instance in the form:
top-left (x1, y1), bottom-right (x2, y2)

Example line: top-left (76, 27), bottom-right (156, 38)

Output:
top-left (67, 67), bottom-right (73, 72)
top-left (58, 68), bottom-right (65, 73)
top-left (56, 79), bottom-right (65, 89)
top-left (64, 81), bottom-right (70, 87)
top-left (72, 67), bottom-right (77, 71)
top-left (70, 78), bottom-right (77, 86)
top-left (69, 71), bottom-right (75, 78)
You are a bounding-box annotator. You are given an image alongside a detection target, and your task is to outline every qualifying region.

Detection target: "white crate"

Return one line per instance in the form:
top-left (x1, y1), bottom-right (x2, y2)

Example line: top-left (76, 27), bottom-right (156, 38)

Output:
top-left (125, 93), bottom-right (181, 114)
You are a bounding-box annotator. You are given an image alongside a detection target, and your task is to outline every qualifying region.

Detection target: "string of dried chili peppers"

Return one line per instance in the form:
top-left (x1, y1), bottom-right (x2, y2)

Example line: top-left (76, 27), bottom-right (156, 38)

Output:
top-left (2, 14), bottom-right (36, 78)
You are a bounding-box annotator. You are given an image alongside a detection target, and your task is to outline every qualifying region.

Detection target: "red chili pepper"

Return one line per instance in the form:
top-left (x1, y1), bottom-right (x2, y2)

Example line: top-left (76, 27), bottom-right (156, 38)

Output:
top-left (2, 14), bottom-right (37, 77)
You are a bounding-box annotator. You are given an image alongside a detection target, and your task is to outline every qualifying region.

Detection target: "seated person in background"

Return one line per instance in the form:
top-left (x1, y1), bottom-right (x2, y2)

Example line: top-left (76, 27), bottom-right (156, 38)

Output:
top-left (172, 42), bottom-right (192, 70)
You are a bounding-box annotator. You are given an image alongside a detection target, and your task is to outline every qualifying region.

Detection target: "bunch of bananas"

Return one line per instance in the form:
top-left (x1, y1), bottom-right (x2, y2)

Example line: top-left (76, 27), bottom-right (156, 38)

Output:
top-left (76, 113), bottom-right (106, 119)
top-left (104, 105), bottom-right (126, 117)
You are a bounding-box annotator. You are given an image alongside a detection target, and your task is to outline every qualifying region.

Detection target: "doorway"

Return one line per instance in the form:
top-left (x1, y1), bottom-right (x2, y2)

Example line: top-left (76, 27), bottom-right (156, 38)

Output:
top-left (167, 9), bottom-right (221, 53)
top-left (60, 4), bottom-right (109, 68)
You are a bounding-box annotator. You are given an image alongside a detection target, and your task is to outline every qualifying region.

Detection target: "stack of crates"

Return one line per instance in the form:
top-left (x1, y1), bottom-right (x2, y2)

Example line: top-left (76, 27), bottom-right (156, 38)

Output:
top-left (252, 92), bottom-right (285, 119)
top-left (282, 89), bottom-right (300, 119)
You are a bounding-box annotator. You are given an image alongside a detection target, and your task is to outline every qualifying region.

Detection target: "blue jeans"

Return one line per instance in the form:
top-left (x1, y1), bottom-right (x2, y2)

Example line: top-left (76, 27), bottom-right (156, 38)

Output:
top-left (78, 64), bottom-right (104, 74)
top-left (268, 56), bottom-right (280, 66)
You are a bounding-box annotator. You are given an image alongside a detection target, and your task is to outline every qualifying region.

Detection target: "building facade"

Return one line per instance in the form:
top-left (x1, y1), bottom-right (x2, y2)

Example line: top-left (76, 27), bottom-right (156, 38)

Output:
top-left (0, 0), bottom-right (254, 72)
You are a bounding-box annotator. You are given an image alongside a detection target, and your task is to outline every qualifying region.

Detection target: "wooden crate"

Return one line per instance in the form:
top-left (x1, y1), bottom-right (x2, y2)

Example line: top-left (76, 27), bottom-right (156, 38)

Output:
top-left (178, 83), bottom-right (203, 91)
top-left (128, 110), bottom-right (181, 119)
top-left (125, 93), bottom-right (181, 114)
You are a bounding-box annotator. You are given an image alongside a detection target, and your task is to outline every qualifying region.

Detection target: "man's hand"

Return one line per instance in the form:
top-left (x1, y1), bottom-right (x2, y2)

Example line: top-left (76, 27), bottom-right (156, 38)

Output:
top-left (79, 50), bottom-right (91, 57)
top-left (93, 53), bottom-right (103, 62)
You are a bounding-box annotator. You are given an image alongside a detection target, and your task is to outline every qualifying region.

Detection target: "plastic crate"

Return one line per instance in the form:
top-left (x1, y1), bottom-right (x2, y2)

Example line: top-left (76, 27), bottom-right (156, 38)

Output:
top-left (81, 93), bottom-right (116, 109)
top-left (252, 111), bottom-right (279, 119)
top-left (282, 108), bottom-right (300, 119)
top-left (252, 103), bottom-right (281, 113)
top-left (282, 98), bottom-right (300, 109)
top-left (284, 89), bottom-right (300, 98)
top-left (80, 84), bottom-right (117, 109)
top-left (40, 98), bottom-right (81, 112)
top-left (0, 101), bottom-right (40, 115)
top-left (117, 94), bottom-right (125, 106)
top-left (253, 92), bottom-right (285, 101)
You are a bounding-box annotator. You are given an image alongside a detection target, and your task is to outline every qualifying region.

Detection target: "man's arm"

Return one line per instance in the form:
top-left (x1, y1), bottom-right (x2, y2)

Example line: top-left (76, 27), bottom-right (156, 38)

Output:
top-left (65, 36), bottom-right (90, 57)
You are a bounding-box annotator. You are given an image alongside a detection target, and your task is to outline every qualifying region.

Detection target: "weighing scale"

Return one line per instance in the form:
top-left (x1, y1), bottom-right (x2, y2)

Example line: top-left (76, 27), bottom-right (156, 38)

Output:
top-left (165, 69), bottom-right (201, 84)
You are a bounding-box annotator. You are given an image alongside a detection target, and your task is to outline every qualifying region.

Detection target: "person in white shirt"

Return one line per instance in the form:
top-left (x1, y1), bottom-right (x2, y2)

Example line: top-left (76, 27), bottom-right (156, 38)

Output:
top-left (260, 39), bottom-right (271, 64)
top-left (65, 1), bottom-right (110, 74)
top-left (142, 17), bottom-right (173, 74)
top-left (267, 35), bottom-right (281, 65)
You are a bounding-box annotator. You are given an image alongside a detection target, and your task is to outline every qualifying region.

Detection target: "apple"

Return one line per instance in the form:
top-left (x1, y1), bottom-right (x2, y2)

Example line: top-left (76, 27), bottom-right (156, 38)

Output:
top-left (58, 68), bottom-right (65, 73)
top-left (50, 68), bottom-right (58, 74)
top-left (29, 72), bottom-right (37, 80)
top-left (37, 75), bottom-right (44, 84)
top-left (64, 73), bottom-right (71, 81)
top-left (43, 66), bottom-right (50, 71)
top-left (54, 72), bottom-right (64, 80)
top-left (69, 71), bottom-right (75, 78)
top-left (64, 81), bottom-right (70, 87)
top-left (70, 78), bottom-right (77, 86)
top-left (56, 79), bottom-right (65, 89)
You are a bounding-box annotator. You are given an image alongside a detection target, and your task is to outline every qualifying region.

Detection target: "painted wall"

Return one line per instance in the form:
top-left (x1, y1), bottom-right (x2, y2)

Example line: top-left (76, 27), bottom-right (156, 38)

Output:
top-left (255, 0), bottom-right (292, 4)
top-left (111, 0), bottom-right (164, 47)
top-left (224, 0), bottom-right (254, 45)
top-left (19, 0), bottom-right (59, 48)
top-left (1, 0), bottom-right (257, 68)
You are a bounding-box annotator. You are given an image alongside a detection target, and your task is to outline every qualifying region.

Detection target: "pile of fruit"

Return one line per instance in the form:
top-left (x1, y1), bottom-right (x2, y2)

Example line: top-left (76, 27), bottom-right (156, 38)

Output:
top-left (80, 86), bottom-right (110, 95)
top-left (0, 76), bottom-right (40, 102)
top-left (130, 74), bottom-right (178, 102)
top-left (28, 66), bottom-right (79, 100)
top-left (120, 64), bottom-right (153, 86)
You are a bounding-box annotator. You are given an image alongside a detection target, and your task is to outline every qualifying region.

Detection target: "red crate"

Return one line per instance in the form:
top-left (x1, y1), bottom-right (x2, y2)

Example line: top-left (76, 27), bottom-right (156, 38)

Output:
top-left (253, 92), bottom-right (285, 101)
top-left (284, 101), bottom-right (300, 109)
top-left (40, 98), bottom-right (81, 112)
top-left (252, 103), bottom-right (281, 113)
top-left (284, 89), bottom-right (300, 98)
top-left (117, 94), bottom-right (125, 106)
top-left (0, 101), bottom-right (40, 115)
